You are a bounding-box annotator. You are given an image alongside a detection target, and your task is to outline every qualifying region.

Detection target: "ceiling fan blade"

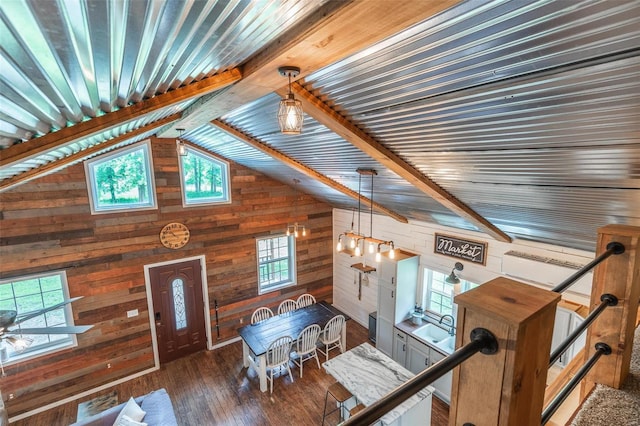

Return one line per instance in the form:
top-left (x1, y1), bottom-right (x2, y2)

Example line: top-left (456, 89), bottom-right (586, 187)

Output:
top-left (13, 296), bottom-right (84, 326)
top-left (7, 325), bottom-right (93, 335)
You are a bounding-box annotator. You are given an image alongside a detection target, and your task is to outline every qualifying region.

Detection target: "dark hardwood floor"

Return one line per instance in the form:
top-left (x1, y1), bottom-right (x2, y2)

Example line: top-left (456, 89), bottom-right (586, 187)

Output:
top-left (14, 321), bottom-right (449, 425)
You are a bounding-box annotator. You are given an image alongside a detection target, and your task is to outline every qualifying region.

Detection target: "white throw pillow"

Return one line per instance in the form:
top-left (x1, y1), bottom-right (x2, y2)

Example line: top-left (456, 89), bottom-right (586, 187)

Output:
top-left (113, 397), bottom-right (146, 426)
top-left (115, 414), bottom-right (148, 426)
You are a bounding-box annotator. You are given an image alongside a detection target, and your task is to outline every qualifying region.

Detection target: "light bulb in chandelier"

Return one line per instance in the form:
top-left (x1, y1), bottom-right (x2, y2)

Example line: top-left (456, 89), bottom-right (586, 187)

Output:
top-left (354, 243), bottom-right (361, 257)
top-left (302, 227), bottom-right (306, 237)
top-left (368, 242), bottom-right (375, 254)
top-left (375, 245), bottom-right (382, 263)
top-left (336, 235), bottom-right (343, 252)
top-left (349, 238), bottom-right (356, 249)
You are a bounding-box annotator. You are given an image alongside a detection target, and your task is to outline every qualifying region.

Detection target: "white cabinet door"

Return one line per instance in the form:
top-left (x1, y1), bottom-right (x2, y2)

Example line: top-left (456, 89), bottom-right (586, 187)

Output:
top-left (377, 316), bottom-right (394, 357)
top-left (551, 307), bottom-right (572, 366)
top-left (393, 329), bottom-right (408, 367)
top-left (569, 312), bottom-right (587, 361)
top-left (407, 337), bottom-right (430, 375)
top-left (429, 349), bottom-right (452, 404)
top-left (378, 282), bottom-right (395, 323)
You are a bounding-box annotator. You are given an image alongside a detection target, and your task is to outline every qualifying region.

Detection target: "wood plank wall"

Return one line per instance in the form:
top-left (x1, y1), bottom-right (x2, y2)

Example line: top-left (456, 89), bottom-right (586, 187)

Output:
top-left (0, 137), bottom-right (334, 416)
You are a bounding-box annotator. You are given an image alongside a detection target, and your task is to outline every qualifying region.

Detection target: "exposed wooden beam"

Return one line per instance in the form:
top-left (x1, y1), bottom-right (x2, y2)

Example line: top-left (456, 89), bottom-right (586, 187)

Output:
top-left (210, 119), bottom-right (408, 224)
top-left (170, 0), bottom-right (461, 136)
top-left (0, 114), bottom-right (181, 193)
top-left (0, 69), bottom-right (241, 169)
top-left (283, 82), bottom-right (512, 243)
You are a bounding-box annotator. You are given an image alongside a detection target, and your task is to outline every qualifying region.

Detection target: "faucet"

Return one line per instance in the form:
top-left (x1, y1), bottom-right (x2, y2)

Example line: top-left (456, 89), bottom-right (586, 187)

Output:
top-left (439, 314), bottom-right (455, 336)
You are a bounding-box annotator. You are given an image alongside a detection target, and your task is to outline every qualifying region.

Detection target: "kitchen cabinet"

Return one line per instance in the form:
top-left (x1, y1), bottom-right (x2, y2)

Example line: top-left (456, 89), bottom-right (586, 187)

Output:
top-left (429, 349), bottom-right (452, 404)
top-left (406, 335), bottom-right (452, 404)
top-left (551, 306), bottom-right (586, 367)
top-left (393, 328), bottom-right (408, 366)
top-left (376, 250), bottom-right (419, 356)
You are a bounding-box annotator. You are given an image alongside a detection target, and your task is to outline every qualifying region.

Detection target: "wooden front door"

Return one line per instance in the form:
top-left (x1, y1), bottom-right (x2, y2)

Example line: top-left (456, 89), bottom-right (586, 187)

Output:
top-left (149, 259), bottom-right (207, 364)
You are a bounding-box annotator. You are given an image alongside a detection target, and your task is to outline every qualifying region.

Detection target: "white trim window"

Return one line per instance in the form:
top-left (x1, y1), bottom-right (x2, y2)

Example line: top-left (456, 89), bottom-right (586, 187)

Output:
top-left (257, 235), bottom-right (296, 294)
top-left (422, 267), bottom-right (479, 316)
top-left (0, 271), bottom-right (77, 363)
top-left (84, 140), bottom-right (157, 214)
top-left (178, 144), bottom-right (231, 206)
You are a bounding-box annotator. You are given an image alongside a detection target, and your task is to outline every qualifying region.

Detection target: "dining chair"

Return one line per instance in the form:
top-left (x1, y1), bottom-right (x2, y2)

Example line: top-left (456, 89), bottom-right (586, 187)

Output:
top-left (291, 324), bottom-right (321, 377)
top-left (296, 293), bottom-right (316, 308)
top-left (251, 306), bottom-right (273, 324)
top-left (317, 314), bottom-right (345, 361)
top-left (265, 335), bottom-right (294, 394)
top-left (277, 299), bottom-right (298, 315)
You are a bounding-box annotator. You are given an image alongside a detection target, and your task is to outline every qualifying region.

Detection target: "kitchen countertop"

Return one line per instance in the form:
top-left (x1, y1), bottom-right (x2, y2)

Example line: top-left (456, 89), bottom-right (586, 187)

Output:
top-left (395, 319), bottom-right (454, 355)
top-left (323, 342), bottom-right (432, 424)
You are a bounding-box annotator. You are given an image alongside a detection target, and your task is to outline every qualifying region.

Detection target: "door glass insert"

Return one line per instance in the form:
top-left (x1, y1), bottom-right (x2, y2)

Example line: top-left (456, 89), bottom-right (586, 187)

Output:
top-left (172, 278), bottom-right (187, 330)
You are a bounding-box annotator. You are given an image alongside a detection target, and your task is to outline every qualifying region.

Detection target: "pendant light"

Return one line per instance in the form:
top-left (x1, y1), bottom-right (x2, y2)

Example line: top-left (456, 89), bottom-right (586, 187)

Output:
top-left (277, 66), bottom-right (303, 135)
top-left (285, 179), bottom-right (307, 238)
top-left (176, 128), bottom-right (187, 156)
top-left (336, 168), bottom-right (395, 263)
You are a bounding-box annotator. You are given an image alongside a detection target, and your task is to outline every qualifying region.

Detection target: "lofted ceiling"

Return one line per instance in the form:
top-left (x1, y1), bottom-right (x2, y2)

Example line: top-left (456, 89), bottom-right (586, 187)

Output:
top-left (0, 0), bottom-right (638, 251)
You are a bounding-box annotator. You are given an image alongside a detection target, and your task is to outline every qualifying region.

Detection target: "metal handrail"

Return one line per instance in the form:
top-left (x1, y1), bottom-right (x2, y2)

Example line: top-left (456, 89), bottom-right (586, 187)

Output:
top-left (341, 328), bottom-right (498, 426)
top-left (551, 242), bottom-right (624, 293)
top-left (542, 342), bottom-right (612, 424)
top-left (549, 294), bottom-right (617, 367)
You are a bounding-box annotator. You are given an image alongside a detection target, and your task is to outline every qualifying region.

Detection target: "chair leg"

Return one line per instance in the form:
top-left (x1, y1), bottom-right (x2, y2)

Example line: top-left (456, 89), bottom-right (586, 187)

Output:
top-left (300, 356), bottom-right (304, 378)
top-left (314, 351), bottom-right (320, 369)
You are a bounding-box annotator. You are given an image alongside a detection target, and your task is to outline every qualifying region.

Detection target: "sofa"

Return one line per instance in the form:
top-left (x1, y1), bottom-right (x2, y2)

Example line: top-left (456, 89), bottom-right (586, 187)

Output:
top-left (70, 388), bottom-right (178, 426)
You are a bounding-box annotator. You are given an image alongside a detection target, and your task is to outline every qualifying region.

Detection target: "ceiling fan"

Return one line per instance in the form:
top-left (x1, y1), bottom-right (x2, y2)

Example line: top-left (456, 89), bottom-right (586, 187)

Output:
top-left (0, 296), bottom-right (93, 352)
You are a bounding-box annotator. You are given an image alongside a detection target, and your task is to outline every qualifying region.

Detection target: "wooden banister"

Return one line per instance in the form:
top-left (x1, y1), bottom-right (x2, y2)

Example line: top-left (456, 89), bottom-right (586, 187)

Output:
top-left (450, 277), bottom-right (560, 425)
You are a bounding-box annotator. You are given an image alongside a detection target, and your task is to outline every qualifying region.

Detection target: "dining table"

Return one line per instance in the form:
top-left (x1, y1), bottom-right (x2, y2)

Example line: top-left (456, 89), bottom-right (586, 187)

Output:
top-left (238, 300), bottom-right (350, 392)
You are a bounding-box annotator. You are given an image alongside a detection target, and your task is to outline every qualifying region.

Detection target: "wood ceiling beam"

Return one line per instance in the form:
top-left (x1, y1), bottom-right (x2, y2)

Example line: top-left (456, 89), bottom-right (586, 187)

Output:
top-left (171, 0), bottom-right (460, 136)
top-left (0, 113), bottom-right (181, 193)
top-left (284, 82), bottom-right (512, 243)
top-left (210, 119), bottom-right (408, 224)
top-left (0, 69), bottom-right (241, 169)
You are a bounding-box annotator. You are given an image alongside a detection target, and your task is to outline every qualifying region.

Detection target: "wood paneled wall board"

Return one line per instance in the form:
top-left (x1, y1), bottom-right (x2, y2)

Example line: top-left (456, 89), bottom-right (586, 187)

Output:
top-left (0, 137), bottom-right (333, 418)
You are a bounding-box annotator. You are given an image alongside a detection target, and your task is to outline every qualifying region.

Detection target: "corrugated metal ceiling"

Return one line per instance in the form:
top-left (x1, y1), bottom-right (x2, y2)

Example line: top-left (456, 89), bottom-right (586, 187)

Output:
top-left (1, 0), bottom-right (638, 251)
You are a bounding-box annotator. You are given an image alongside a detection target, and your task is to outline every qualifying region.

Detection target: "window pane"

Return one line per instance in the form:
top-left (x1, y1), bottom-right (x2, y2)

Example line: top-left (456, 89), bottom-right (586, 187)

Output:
top-left (85, 141), bottom-right (156, 213)
top-left (172, 278), bottom-right (187, 330)
top-left (256, 235), bottom-right (295, 293)
top-left (0, 272), bottom-right (74, 360)
top-left (180, 148), bottom-right (231, 206)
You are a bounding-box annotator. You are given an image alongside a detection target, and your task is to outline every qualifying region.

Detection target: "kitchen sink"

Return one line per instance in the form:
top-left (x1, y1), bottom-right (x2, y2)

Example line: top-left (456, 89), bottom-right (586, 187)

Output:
top-left (435, 336), bottom-right (456, 354)
top-left (412, 323), bottom-right (451, 346)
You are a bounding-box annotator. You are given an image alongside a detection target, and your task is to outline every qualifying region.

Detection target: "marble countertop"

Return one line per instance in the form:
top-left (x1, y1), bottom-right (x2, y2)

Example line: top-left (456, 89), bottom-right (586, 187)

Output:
top-left (323, 342), bottom-right (432, 424)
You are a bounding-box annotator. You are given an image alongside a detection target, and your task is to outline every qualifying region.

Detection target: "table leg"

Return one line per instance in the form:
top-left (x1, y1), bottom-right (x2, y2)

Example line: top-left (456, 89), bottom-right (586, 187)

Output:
top-left (259, 354), bottom-right (267, 392)
top-left (242, 340), bottom-right (250, 368)
top-left (341, 323), bottom-right (347, 353)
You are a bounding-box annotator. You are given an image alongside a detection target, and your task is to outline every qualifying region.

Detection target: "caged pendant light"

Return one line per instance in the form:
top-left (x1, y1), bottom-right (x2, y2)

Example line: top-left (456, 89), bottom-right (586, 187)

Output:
top-left (176, 128), bottom-right (187, 156)
top-left (277, 66), bottom-right (304, 135)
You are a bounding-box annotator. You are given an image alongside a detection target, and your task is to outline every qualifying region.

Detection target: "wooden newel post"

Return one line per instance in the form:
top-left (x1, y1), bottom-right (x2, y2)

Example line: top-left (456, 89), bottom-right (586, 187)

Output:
top-left (581, 224), bottom-right (640, 397)
top-left (449, 277), bottom-right (560, 426)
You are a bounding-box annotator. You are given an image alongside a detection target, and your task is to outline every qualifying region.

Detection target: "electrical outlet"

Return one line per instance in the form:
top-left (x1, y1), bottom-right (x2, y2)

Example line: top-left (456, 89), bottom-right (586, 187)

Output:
top-left (127, 309), bottom-right (139, 318)
top-left (8, 394), bottom-right (14, 400)
top-left (239, 318), bottom-right (243, 324)
top-left (107, 363), bottom-right (112, 369)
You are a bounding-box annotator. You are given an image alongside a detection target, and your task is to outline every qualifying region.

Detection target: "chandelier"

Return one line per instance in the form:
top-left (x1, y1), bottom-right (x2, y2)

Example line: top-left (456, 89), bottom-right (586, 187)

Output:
top-left (336, 168), bottom-right (395, 263)
top-left (285, 179), bottom-right (307, 238)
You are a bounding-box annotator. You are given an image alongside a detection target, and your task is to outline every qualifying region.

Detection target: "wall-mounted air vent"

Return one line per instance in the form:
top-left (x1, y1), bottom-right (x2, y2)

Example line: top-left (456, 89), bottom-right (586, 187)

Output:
top-left (501, 250), bottom-right (592, 297)
top-left (503, 251), bottom-right (585, 270)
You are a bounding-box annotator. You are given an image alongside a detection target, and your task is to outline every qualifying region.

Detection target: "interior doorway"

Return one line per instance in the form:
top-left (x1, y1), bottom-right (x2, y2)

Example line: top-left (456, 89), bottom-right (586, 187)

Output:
top-left (147, 257), bottom-right (208, 364)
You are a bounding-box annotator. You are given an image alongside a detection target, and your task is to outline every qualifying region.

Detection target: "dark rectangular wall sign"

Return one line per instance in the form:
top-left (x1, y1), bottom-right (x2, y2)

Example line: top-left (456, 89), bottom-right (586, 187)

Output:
top-left (434, 234), bottom-right (487, 265)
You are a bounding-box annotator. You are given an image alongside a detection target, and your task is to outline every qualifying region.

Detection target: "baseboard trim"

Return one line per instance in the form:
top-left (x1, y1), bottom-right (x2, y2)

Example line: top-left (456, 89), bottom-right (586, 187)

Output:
top-left (8, 366), bottom-right (159, 423)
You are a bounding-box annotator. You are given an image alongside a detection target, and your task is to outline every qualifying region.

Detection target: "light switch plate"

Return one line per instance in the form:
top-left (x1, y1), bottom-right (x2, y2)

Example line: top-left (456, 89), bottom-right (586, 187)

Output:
top-left (127, 309), bottom-right (139, 318)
